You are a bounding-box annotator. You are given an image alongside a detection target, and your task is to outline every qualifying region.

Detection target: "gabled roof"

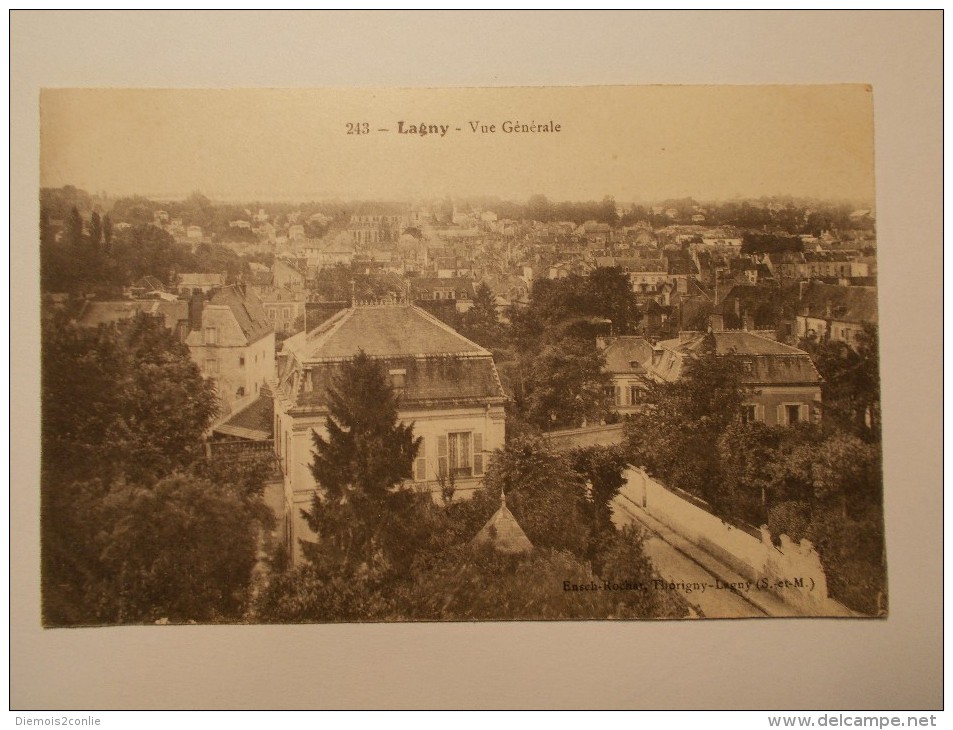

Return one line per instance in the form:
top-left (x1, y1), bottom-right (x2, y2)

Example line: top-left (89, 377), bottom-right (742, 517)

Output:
top-left (207, 285), bottom-right (273, 344)
top-left (283, 304), bottom-right (490, 362)
top-left (411, 277), bottom-right (475, 297)
top-left (132, 275), bottom-right (167, 292)
top-left (797, 282), bottom-right (878, 325)
top-left (282, 354), bottom-right (506, 409)
top-left (667, 256), bottom-right (699, 276)
top-left (616, 257), bottom-right (667, 273)
top-left (322, 232), bottom-right (356, 254)
top-left (178, 272), bottom-right (225, 287)
top-left (75, 300), bottom-right (187, 330)
top-left (213, 393), bottom-right (274, 440)
top-left (471, 496), bottom-right (533, 554)
top-left (653, 330), bottom-right (821, 386)
top-left (278, 305), bottom-right (507, 410)
top-left (602, 337), bottom-right (653, 374)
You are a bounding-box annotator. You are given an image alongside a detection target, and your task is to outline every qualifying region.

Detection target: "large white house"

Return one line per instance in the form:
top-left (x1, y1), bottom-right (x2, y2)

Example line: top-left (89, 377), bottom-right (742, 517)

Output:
top-left (184, 284), bottom-right (275, 423)
top-left (271, 302), bottom-right (508, 564)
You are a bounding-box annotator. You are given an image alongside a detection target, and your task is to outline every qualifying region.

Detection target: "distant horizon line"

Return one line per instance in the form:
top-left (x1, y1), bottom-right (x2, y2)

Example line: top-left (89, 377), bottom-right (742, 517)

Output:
top-left (42, 185), bottom-right (875, 210)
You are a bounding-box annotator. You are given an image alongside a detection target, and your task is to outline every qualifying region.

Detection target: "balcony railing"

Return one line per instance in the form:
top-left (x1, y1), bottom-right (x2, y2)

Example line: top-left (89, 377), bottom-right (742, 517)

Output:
top-left (205, 439), bottom-right (281, 477)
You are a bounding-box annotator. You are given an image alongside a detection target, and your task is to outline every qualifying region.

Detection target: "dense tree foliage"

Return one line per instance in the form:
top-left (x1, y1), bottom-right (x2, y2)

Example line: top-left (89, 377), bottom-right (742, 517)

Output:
top-left (455, 282), bottom-right (504, 350)
top-left (622, 345), bottom-right (886, 614)
top-left (42, 473), bottom-right (264, 626)
top-left (41, 314), bottom-right (273, 625)
top-left (42, 315), bottom-right (218, 484)
top-left (302, 351), bottom-right (424, 573)
top-left (625, 346), bottom-right (748, 507)
top-left (41, 213), bottom-right (252, 295)
top-left (501, 269), bottom-right (644, 432)
top-left (257, 395), bottom-right (682, 621)
top-left (799, 324), bottom-right (881, 440)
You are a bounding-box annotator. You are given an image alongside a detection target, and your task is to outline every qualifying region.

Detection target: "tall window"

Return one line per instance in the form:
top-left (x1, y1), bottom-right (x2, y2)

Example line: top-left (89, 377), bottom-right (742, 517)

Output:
top-left (448, 432), bottom-right (472, 477)
top-left (415, 438), bottom-right (427, 482)
top-left (437, 432), bottom-right (484, 479)
top-left (778, 403), bottom-right (808, 426)
top-left (628, 385), bottom-right (640, 405)
top-left (786, 404), bottom-right (802, 425)
top-left (204, 327), bottom-right (218, 345)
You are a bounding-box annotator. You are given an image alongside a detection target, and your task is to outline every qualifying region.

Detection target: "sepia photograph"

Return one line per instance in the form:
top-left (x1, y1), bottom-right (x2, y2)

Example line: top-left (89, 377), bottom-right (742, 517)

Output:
top-left (38, 85), bottom-right (885, 625)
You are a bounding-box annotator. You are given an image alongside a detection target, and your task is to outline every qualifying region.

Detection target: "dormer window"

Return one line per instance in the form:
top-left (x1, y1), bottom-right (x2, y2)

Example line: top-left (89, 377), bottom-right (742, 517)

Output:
top-left (389, 368), bottom-right (407, 390)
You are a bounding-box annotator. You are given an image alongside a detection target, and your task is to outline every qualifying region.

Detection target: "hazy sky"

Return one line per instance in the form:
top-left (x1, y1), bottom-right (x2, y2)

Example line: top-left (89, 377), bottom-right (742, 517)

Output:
top-left (40, 86), bottom-right (875, 204)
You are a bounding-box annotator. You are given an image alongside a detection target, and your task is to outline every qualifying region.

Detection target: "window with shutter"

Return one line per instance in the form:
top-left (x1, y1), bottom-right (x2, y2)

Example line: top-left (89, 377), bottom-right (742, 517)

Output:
top-left (437, 435), bottom-right (448, 478)
top-left (448, 432), bottom-right (472, 477)
top-left (473, 433), bottom-right (484, 476)
top-left (415, 437), bottom-right (427, 482)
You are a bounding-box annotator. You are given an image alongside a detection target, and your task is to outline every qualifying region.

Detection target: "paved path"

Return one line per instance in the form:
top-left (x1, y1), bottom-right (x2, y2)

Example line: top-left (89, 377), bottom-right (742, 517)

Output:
top-left (612, 495), bottom-right (798, 618)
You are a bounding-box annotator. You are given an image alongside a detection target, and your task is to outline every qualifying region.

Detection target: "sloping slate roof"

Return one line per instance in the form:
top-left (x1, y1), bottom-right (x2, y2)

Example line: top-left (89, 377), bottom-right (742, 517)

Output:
top-left (798, 282), bottom-right (879, 325)
top-left (179, 272), bottom-right (224, 287)
top-left (286, 355), bottom-right (506, 408)
top-left (744, 354), bottom-right (822, 385)
top-left (681, 331), bottom-right (807, 357)
top-left (133, 275), bottom-right (167, 291)
top-left (669, 331), bottom-right (821, 384)
top-left (602, 337), bottom-right (653, 374)
top-left (617, 257), bottom-right (667, 272)
top-left (75, 300), bottom-right (187, 329)
top-left (286, 305), bottom-right (488, 361)
top-left (411, 277), bottom-right (475, 297)
top-left (76, 300), bottom-right (158, 327)
top-left (209, 285), bottom-right (273, 344)
top-left (471, 500), bottom-right (533, 554)
top-left (213, 393), bottom-right (274, 440)
top-left (667, 255), bottom-right (699, 275)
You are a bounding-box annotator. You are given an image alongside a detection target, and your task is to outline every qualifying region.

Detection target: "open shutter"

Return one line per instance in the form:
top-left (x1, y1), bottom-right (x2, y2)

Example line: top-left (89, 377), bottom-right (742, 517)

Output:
top-left (415, 437), bottom-right (427, 482)
top-left (756, 404), bottom-right (765, 423)
top-left (800, 404), bottom-right (810, 423)
top-left (473, 433), bottom-right (484, 476)
top-left (777, 405), bottom-right (785, 426)
top-left (437, 435), bottom-right (448, 478)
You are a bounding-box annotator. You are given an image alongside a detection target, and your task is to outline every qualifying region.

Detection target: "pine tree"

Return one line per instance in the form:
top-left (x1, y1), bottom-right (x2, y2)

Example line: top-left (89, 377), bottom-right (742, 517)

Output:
top-left (67, 206), bottom-right (84, 249)
top-left (303, 351), bottom-right (422, 571)
top-left (89, 211), bottom-right (103, 251)
top-left (102, 213), bottom-right (113, 251)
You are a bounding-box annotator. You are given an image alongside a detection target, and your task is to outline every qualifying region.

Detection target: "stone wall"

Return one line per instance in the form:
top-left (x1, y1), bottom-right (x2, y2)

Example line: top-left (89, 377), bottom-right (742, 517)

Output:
top-left (621, 467), bottom-right (854, 616)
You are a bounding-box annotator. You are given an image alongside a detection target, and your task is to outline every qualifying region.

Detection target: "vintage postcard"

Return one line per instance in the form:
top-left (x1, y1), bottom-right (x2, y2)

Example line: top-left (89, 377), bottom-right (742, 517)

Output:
top-left (38, 85), bottom-right (885, 627)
